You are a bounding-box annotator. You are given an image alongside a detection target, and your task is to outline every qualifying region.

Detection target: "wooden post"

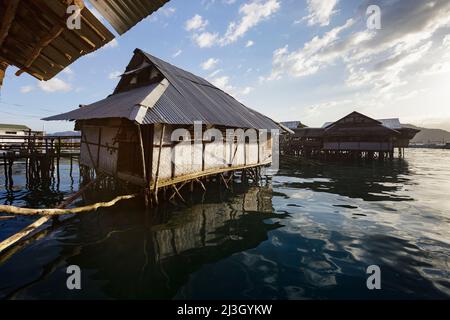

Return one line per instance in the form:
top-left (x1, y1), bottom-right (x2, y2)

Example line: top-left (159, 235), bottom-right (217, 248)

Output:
top-left (56, 137), bottom-right (61, 183)
top-left (7, 156), bottom-right (14, 189)
top-left (69, 155), bottom-right (73, 177)
top-left (96, 128), bottom-right (102, 170)
top-left (82, 131), bottom-right (98, 174)
top-left (137, 124), bottom-right (149, 206)
top-left (137, 125), bottom-right (147, 182)
top-left (153, 124), bottom-right (166, 204)
top-left (3, 156), bottom-right (8, 187)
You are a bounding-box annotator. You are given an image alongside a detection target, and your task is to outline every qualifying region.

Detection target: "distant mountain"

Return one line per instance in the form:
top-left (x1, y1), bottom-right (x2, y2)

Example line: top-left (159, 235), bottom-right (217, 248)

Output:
top-left (402, 124), bottom-right (450, 144)
top-left (48, 131), bottom-right (80, 137)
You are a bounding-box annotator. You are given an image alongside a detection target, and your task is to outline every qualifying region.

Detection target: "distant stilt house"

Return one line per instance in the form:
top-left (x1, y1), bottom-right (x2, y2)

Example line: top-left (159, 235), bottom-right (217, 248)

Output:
top-left (0, 124), bottom-right (44, 146)
top-left (281, 111), bottom-right (420, 159)
top-left (44, 49), bottom-right (286, 198)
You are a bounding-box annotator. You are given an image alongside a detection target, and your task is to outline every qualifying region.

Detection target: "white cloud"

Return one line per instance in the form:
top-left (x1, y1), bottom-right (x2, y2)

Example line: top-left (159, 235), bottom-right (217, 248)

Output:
top-left (208, 69), bottom-right (223, 78)
top-left (62, 67), bottom-right (73, 75)
top-left (443, 35), bottom-right (450, 47)
top-left (38, 78), bottom-right (72, 93)
top-left (266, 0), bottom-right (450, 94)
top-left (209, 75), bottom-right (253, 97)
top-left (161, 7), bottom-right (176, 17)
top-left (185, 14), bottom-right (209, 31)
top-left (221, 0), bottom-right (280, 45)
top-left (193, 32), bottom-right (219, 48)
top-left (188, 0), bottom-right (279, 48)
top-left (108, 71), bottom-right (121, 80)
top-left (303, 0), bottom-right (339, 27)
top-left (201, 58), bottom-right (220, 70)
top-left (264, 18), bottom-right (355, 81)
top-left (20, 85), bottom-right (34, 93)
top-left (211, 76), bottom-right (232, 91)
top-left (246, 40), bottom-right (254, 47)
top-left (240, 86), bottom-right (253, 95)
top-left (172, 49), bottom-right (183, 58)
top-left (104, 38), bottom-right (118, 49)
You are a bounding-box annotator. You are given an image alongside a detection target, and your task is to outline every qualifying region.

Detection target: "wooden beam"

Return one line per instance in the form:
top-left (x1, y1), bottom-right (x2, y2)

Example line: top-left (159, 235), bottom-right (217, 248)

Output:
top-left (137, 124), bottom-right (147, 182)
top-left (0, 61), bottom-right (8, 88)
top-left (195, 178), bottom-right (206, 191)
top-left (63, 0), bottom-right (85, 10)
top-left (219, 173), bottom-right (230, 189)
top-left (0, 0), bottom-right (20, 47)
top-left (153, 124), bottom-right (166, 193)
top-left (15, 25), bottom-right (64, 76)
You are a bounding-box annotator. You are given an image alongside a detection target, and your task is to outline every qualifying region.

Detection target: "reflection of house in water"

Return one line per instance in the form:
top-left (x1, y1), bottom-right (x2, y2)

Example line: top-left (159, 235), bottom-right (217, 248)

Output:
top-left (153, 187), bottom-right (274, 260)
top-left (277, 158), bottom-right (412, 202)
top-left (0, 186), bottom-right (279, 299)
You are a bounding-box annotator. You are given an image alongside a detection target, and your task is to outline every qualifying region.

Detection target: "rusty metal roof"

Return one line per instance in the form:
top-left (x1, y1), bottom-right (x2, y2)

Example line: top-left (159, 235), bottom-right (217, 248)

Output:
top-left (0, 0), bottom-right (114, 82)
top-left (0, 0), bottom-right (170, 87)
top-left (44, 49), bottom-right (284, 131)
top-left (89, 0), bottom-right (171, 35)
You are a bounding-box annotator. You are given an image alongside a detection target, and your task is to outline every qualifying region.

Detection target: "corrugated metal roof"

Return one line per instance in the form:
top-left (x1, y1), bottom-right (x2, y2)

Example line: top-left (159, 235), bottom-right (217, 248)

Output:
top-left (88, 0), bottom-right (170, 35)
top-left (0, 123), bottom-right (30, 130)
top-left (293, 128), bottom-right (324, 138)
top-left (280, 121), bottom-right (305, 129)
top-left (43, 83), bottom-right (160, 121)
top-left (378, 118), bottom-right (401, 129)
top-left (323, 118), bottom-right (402, 129)
top-left (0, 0), bottom-right (114, 81)
top-left (140, 50), bottom-right (282, 130)
top-left (45, 49), bottom-right (284, 131)
top-left (0, 0), bottom-right (170, 88)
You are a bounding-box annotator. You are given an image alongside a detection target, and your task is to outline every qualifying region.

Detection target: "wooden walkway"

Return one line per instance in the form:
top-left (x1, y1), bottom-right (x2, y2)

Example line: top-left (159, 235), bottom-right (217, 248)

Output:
top-left (1, 135), bottom-right (80, 186)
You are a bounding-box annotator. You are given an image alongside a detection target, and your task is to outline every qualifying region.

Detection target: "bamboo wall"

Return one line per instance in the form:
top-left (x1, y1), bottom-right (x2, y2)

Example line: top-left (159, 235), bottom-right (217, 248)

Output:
top-left (79, 121), bottom-right (273, 187)
top-left (150, 124), bottom-right (273, 185)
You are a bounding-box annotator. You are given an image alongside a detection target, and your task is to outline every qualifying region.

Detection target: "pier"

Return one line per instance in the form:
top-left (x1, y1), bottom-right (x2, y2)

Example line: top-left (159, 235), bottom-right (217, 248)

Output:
top-left (1, 134), bottom-right (80, 188)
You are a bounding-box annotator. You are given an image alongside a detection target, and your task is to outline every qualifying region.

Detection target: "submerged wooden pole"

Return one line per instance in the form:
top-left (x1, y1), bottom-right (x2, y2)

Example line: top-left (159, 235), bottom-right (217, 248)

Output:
top-left (0, 179), bottom-right (96, 255)
top-left (0, 193), bottom-right (137, 216)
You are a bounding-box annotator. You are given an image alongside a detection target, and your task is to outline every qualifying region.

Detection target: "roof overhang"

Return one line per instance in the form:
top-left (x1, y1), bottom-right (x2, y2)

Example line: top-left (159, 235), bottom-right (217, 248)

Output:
top-left (0, 0), bottom-right (114, 83)
top-left (0, 0), bottom-right (171, 89)
top-left (42, 78), bottom-right (169, 123)
top-left (88, 0), bottom-right (171, 35)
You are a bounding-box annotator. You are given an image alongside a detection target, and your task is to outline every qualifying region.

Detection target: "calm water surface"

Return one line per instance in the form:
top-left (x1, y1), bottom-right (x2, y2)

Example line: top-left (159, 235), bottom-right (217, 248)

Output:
top-left (0, 149), bottom-right (449, 299)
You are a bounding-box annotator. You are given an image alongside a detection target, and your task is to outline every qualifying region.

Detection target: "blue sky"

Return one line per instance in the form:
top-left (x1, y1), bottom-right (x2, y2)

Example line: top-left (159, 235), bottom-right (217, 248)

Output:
top-left (1, 0), bottom-right (450, 133)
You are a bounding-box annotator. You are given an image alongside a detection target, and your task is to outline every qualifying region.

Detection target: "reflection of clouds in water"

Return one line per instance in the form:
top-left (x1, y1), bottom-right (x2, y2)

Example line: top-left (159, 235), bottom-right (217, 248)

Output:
top-left (1, 150), bottom-right (450, 299)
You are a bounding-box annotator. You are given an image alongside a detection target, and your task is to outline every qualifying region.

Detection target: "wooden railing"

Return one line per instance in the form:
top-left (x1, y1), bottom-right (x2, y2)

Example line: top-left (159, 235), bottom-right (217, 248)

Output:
top-left (0, 135), bottom-right (80, 157)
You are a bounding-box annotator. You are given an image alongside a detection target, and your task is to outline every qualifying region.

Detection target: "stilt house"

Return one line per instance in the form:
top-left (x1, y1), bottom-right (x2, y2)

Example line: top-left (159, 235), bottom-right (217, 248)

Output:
top-left (44, 49), bottom-right (286, 190)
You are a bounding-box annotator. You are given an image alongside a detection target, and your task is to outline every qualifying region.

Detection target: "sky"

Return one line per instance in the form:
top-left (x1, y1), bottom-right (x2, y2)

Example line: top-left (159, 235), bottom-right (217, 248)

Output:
top-left (1, 0), bottom-right (450, 133)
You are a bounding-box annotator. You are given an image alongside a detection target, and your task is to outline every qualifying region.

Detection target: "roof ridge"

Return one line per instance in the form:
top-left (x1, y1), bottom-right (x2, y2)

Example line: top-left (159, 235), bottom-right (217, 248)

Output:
top-left (139, 49), bottom-right (279, 128)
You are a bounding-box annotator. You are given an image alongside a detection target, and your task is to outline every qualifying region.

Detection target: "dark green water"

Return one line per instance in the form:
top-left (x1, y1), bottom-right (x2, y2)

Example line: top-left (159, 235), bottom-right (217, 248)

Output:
top-left (0, 149), bottom-right (449, 299)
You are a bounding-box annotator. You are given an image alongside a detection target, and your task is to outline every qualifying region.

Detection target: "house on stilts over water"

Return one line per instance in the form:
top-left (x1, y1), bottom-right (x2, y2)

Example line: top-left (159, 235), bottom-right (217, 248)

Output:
top-left (44, 49), bottom-right (288, 202)
top-left (280, 111), bottom-right (420, 160)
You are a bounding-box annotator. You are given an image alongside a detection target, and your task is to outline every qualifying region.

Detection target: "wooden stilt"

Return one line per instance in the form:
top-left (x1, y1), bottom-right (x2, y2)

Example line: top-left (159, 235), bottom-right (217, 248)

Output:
top-left (153, 124), bottom-right (166, 205)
